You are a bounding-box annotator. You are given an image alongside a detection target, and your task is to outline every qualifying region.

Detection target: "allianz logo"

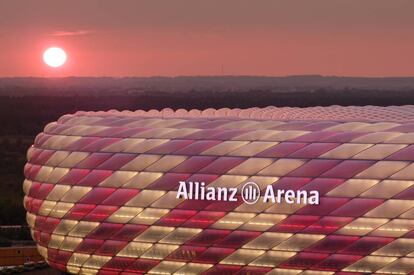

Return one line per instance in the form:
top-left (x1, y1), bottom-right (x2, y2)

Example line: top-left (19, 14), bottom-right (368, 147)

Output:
top-left (176, 181), bottom-right (320, 205)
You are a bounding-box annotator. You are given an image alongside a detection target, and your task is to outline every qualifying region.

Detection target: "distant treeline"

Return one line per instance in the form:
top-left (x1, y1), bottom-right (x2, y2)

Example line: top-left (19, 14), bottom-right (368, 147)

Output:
top-left (3, 76), bottom-right (414, 95)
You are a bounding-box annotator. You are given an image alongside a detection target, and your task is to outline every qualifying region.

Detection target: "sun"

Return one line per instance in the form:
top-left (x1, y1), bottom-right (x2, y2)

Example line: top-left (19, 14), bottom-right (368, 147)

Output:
top-left (43, 47), bottom-right (67, 68)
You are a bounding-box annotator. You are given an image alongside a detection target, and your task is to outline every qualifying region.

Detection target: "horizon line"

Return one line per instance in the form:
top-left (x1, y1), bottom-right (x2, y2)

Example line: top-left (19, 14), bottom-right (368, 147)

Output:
top-left (2, 74), bottom-right (414, 79)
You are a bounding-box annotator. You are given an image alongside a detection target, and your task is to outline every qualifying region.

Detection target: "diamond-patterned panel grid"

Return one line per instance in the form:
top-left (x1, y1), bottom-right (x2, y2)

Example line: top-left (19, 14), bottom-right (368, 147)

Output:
top-left (24, 107), bottom-right (414, 274)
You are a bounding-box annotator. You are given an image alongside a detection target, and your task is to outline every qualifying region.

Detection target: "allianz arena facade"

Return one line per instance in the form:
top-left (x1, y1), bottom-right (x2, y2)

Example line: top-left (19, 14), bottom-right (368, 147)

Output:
top-left (23, 106), bottom-right (414, 274)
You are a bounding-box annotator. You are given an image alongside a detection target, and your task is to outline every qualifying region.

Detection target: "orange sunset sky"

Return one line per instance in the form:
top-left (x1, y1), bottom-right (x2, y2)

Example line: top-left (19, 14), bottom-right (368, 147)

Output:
top-left (0, 0), bottom-right (414, 77)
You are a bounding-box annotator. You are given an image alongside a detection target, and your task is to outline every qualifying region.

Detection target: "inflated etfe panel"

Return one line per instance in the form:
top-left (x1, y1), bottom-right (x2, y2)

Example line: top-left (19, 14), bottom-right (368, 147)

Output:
top-left (24, 107), bottom-right (414, 274)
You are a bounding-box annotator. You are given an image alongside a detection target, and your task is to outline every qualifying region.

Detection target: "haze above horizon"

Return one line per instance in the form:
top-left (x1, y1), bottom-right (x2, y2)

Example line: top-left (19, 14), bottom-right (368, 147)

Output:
top-left (1, 0), bottom-right (414, 77)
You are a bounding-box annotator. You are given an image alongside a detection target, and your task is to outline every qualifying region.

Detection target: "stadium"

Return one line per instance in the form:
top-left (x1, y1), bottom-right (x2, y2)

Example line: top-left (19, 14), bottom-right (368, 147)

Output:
top-left (23, 106), bottom-right (414, 274)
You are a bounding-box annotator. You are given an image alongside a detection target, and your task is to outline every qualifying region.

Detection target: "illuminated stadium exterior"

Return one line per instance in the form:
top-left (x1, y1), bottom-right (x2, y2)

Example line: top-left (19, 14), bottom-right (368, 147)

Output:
top-left (23, 106), bottom-right (414, 274)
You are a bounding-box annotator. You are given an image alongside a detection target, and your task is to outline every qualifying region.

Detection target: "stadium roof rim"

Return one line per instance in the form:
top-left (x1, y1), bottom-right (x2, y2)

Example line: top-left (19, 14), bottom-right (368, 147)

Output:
top-left (67, 105), bottom-right (414, 123)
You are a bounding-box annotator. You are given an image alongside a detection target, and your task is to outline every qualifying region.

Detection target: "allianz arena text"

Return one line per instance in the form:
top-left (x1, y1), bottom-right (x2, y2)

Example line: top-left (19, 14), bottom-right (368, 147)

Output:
top-left (24, 106), bottom-right (414, 274)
